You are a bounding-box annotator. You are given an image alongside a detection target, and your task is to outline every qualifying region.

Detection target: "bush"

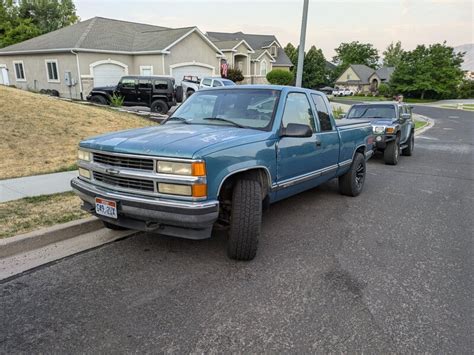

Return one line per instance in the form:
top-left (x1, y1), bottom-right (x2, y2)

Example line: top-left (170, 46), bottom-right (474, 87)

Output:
top-left (458, 80), bottom-right (474, 99)
top-left (266, 69), bottom-right (294, 85)
top-left (226, 67), bottom-right (244, 83)
top-left (332, 106), bottom-right (345, 119)
top-left (377, 83), bottom-right (392, 97)
top-left (110, 93), bottom-right (124, 107)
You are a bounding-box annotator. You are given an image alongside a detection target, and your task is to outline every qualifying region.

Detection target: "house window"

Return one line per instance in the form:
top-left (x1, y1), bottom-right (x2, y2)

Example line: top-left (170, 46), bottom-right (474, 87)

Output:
top-left (271, 45), bottom-right (277, 57)
top-left (13, 61), bottom-right (25, 81)
top-left (140, 65), bottom-right (153, 76)
top-left (260, 60), bottom-right (267, 76)
top-left (237, 61), bottom-right (243, 72)
top-left (45, 60), bottom-right (59, 82)
top-left (347, 74), bottom-right (351, 80)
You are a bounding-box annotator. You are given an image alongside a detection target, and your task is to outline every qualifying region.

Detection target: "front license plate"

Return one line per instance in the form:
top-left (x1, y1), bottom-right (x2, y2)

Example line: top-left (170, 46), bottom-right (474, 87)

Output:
top-left (95, 197), bottom-right (117, 219)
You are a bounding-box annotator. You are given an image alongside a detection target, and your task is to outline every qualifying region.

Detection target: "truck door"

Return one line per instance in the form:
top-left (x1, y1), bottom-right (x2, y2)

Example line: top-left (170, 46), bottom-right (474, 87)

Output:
top-left (137, 78), bottom-right (152, 106)
top-left (119, 78), bottom-right (138, 104)
top-left (399, 105), bottom-right (411, 143)
top-left (276, 92), bottom-right (328, 194)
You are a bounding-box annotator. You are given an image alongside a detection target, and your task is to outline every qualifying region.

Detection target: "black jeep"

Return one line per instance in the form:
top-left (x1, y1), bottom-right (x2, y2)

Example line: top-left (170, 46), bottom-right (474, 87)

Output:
top-left (86, 76), bottom-right (183, 114)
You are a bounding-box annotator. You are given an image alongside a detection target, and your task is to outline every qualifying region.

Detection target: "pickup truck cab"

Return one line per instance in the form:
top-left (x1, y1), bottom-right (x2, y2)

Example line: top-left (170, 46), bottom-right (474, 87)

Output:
top-left (72, 86), bottom-right (373, 260)
top-left (86, 76), bottom-right (183, 114)
top-left (181, 76), bottom-right (235, 99)
top-left (345, 102), bottom-right (414, 165)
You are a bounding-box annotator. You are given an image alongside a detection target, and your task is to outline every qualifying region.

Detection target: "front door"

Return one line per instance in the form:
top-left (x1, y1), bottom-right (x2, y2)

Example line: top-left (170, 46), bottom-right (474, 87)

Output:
top-left (118, 78), bottom-right (138, 105)
top-left (137, 78), bottom-right (152, 107)
top-left (276, 92), bottom-right (326, 197)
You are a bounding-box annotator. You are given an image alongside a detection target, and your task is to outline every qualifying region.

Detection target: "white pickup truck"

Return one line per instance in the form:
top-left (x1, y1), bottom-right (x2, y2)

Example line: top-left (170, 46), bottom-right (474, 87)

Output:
top-left (332, 87), bottom-right (355, 97)
top-left (181, 76), bottom-right (236, 99)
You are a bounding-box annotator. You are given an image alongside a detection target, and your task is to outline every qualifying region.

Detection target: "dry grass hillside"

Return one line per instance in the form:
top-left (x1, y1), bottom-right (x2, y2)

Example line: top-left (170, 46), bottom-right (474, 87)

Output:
top-left (0, 86), bottom-right (156, 179)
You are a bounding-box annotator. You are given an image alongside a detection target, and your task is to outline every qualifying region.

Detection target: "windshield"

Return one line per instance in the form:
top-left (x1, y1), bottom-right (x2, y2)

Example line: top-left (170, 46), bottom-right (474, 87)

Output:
top-left (170, 89), bottom-right (280, 129)
top-left (347, 104), bottom-right (396, 119)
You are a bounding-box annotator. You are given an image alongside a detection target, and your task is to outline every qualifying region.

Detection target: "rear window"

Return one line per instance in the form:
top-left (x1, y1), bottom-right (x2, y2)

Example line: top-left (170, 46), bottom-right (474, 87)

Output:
top-left (154, 79), bottom-right (168, 90)
top-left (347, 104), bottom-right (396, 119)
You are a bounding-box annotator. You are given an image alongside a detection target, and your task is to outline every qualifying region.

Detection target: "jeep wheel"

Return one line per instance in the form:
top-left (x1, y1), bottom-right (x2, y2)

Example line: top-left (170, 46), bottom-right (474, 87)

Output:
top-left (151, 100), bottom-right (168, 114)
top-left (90, 95), bottom-right (107, 105)
top-left (102, 221), bottom-right (128, 230)
top-left (227, 179), bottom-right (262, 261)
top-left (186, 89), bottom-right (195, 100)
top-left (384, 137), bottom-right (400, 165)
top-left (339, 152), bottom-right (366, 197)
top-left (402, 131), bottom-right (414, 156)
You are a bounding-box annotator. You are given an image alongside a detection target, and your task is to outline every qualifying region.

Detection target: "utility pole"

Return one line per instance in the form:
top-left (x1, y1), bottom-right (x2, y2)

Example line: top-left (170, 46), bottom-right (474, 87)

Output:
top-left (295, 0), bottom-right (309, 87)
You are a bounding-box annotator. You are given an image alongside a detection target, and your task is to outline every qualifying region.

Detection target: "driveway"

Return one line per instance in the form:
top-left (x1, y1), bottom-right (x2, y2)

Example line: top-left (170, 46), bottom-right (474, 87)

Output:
top-left (0, 107), bottom-right (472, 353)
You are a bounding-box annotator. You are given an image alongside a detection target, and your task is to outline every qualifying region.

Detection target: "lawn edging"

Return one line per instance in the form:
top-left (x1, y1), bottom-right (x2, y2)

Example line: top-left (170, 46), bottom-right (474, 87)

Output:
top-left (414, 114), bottom-right (434, 136)
top-left (0, 216), bottom-right (102, 259)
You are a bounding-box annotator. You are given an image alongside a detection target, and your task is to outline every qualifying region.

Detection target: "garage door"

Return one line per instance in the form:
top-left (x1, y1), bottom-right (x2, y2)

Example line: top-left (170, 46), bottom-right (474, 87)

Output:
top-left (172, 65), bottom-right (213, 85)
top-left (93, 64), bottom-right (126, 87)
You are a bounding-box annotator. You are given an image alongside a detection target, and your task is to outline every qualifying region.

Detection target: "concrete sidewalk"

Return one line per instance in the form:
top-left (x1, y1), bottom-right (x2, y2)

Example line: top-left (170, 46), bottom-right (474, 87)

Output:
top-left (0, 171), bottom-right (77, 203)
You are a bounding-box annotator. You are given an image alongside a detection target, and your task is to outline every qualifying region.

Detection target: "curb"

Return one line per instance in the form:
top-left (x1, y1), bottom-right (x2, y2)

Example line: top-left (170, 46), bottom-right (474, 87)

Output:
top-left (0, 217), bottom-right (102, 259)
top-left (414, 114), bottom-right (434, 136)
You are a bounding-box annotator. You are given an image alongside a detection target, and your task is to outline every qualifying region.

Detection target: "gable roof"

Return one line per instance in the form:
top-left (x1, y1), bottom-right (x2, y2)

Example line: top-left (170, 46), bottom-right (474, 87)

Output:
top-left (375, 66), bottom-right (395, 81)
top-left (251, 49), bottom-right (275, 62)
top-left (207, 31), bottom-right (293, 67)
top-left (336, 64), bottom-right (395, 84)
top-left (0, 17), bottom-right (222, 55)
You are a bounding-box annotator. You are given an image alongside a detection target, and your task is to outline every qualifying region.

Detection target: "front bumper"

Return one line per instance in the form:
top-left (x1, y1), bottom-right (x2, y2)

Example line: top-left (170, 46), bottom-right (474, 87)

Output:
top-left (374, 134), bottom-right (396, 150)
top-left (71, 178), bottom-right (219, 239)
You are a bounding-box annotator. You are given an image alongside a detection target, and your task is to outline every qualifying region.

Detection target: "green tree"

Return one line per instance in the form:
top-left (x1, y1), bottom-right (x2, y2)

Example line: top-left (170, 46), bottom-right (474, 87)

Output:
top-left (383, 41), bottom-right (403, 67)
top-left (1, 17), bottom-right (40, 47)
top-left (377, 83), bottom-right (392, 97)
top-left (390, 42), bottom-right (464, 99)
top-left (284, 42), bottom-right (298, 67)
top-left (457, 79), bottom-right (474, 99)
top-left (284, 43), bottom-right (330, 88)
top-left (333, 41), bottom-right (379, 79)
top-left (266, 69), bottom-right (293, 85)
top-left (18, 0), bottom-right (78, 34)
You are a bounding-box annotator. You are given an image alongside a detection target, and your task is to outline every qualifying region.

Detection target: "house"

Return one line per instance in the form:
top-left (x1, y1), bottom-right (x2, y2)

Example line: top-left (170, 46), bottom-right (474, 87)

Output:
top-left (207, 31), bottom-right (293, 84)
top-left (335, 64), bottom-right (395, 93)
top-left (0, 17), bottom-right (225, 99)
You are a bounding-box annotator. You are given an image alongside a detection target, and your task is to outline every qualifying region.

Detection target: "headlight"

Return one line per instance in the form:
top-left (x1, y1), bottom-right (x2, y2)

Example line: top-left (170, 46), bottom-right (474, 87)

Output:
top-left (78, 167), bottom-right (91, 179)
top-left (78, 149), bottom-right (91, 161)
top-left (158, 183), bottom-right (192, 196)
top-left (373, 126), bottom-right (385, 134)
top-left (157, 161), bottom-right (206, 176)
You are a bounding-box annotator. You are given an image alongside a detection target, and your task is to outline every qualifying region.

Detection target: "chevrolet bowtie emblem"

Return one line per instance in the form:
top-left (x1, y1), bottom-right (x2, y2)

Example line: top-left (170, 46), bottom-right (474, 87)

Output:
top-left (106, 168), bottom-right (120, 175)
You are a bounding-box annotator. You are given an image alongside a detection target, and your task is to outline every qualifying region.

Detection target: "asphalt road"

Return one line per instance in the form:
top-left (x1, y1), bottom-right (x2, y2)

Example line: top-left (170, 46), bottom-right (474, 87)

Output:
top-left (1, 106), bottom-right (472, 353)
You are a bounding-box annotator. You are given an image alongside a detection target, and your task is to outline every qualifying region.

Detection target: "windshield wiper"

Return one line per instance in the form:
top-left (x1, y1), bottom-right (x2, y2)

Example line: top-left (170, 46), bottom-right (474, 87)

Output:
top-left (163, 116), bottom-right (190, 124)
top-left (202, 117), bottom-right (245, 128)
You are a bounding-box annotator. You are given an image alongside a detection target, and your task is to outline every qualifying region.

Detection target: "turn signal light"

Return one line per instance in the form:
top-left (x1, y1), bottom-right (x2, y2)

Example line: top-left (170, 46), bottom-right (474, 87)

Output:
top-left (386, 127), bottom-right (395, 134)
top-left (192, 184), bottom-right (207, 198)
top-left (192, 162), bottom-right (206, 176)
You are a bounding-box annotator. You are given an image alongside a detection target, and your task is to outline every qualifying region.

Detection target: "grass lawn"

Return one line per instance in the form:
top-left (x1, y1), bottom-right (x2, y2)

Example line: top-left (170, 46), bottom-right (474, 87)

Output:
top-left (415, 120), bottom-right (428, 130)
top-left (0, 192), bottom-right (89, 238)
top-left (0, 86), bottom-right (156, 180)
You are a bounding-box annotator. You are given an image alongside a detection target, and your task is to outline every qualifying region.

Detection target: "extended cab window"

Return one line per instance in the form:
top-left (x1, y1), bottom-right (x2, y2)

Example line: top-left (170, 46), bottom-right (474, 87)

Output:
top-left (212, 80), bottom-right (223, 87)
top-left (121, 78), bottom-right (136, 88)
top-left (311, 94), bottom-right (333, 131)
top-left (201, 78), bottom-right (212, 87)
top-left (154, 79), bottom-right (168, 90)
top-left (281, 93), bottom-right (315, 132)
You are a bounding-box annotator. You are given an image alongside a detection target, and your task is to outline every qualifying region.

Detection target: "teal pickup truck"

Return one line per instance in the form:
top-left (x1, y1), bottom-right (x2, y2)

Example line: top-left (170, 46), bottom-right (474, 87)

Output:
top-left (72, 86), bottom-right (373, 260)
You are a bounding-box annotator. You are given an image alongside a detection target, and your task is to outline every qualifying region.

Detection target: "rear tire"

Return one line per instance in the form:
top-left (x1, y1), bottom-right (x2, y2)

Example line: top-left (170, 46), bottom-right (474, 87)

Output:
top-left (102, 221), bottom-right (128, 230)
top-left (186, 89), bottom-right (195, 100)
top-left (402, 131), bottom-right (414, 156)
top-left (150, 100), bottom-right (168, 114)
top-left (384, 137), bottom-right (400, 165)
top-left (227, 179), bottom-right (262, 261)
top-left (339, 152), bottom-right (366, 197)
top-left (90, 95), bottom-right (107, 105)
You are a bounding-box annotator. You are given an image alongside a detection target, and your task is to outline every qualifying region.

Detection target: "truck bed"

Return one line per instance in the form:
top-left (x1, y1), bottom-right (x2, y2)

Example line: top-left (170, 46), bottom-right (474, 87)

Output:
top-left (336, 118), bottom-right (370, 127)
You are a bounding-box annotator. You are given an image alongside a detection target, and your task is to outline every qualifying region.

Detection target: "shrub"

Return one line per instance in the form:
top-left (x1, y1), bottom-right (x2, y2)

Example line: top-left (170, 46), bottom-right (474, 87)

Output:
top-left (226, 67), bottom-right (244, 83)
top-left (458, 79), bottom-right (474, 99)
top-left (332, 106), bottom-right (345, 119)
top-left (110, 92), bottom-right (124, 107)
top-left (377, 83), bottom-right (392, 97)
top-left (266, 69), bottom-right (294, 85)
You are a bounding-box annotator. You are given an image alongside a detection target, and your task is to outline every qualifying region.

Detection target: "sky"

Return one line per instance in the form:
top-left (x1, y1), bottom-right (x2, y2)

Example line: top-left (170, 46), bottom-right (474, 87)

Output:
top-left (75, 0), bottom-right (473, 60)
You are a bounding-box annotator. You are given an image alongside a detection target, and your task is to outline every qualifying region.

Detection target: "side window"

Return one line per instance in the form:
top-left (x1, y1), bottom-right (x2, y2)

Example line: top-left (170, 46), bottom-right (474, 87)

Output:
top-left (120, 78), bottom-right (136, 88)
top-left (212, 80), bottom-right (223, 87)
top-left (153, 79), bottom-right (168, 90)
top-left (281, 93), bottom-right (315, 132)
top-left (202, 78), bottom-right (212, 87)
top-left (311, 94), bottom-right (333, 131)
top-left (138, 79), bottom-right (151, 89)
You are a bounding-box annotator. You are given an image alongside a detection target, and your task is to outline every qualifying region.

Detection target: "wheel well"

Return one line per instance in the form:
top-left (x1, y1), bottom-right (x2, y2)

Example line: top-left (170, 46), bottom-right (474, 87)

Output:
top-left (218, 168), bottom-right (270, 202)
top-left (187, 88), bottom-right (195, 93)
top-left (355, 146), bottom-right (365, 156)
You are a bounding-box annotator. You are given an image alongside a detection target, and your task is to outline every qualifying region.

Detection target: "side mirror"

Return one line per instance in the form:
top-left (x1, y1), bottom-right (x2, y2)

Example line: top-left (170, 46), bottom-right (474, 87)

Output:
top-left (400, 113), bottom-right (410, 121)
top-left (281, 123), bottom-right (313, 138)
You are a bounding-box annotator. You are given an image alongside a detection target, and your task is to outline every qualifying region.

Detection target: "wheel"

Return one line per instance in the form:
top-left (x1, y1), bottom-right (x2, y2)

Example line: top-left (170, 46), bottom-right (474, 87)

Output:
top-left (186, 89), bottom-right (195, 99)
top-left (90, 95), bottom-right (107, 105)
top-left (150, 100), bottom-right (168, 114)
top-left (402, 131), bottom-right (414, 156)
top-left (102, 221), bottom-right (128, 230)
top-left (339, 152), bottom-right (366, 197)
top-left (175, 85), bottom-right (183, 103)
top-left (384, 136), bottom-right (400, 165)
top-left (227, 179), bottom-right (262, 261)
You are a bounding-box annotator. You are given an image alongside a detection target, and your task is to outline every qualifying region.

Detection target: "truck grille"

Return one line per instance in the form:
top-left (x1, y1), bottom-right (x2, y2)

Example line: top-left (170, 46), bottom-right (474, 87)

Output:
top-left (93, 152), bottom-right (154, 171)
top-left (93, 171), bottom-right (155, 192)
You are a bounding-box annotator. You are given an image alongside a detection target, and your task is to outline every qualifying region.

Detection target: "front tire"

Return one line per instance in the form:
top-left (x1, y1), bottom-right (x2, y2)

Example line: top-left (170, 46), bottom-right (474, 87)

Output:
top-left (150, 100), bottom-right (168, 114)
top-left (339, 152), bottom-right (366, 197)
top-left (90, 95), bottom-right (107, 105)
top-left (402, 131), bottom-right (414, 156)
top-left (227, 179), bottom-right (262, 261)
top-left (384, 137), bottom-right (400, 165)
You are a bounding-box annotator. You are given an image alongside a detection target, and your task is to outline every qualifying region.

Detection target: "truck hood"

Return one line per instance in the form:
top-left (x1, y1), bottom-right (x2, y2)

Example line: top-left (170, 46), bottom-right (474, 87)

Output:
top-left (92, 86), bottom-right (116, 92)
top-left (80, 123), bottom-right (270, 158)
top-left (369, 118), bottom-right (398, 126)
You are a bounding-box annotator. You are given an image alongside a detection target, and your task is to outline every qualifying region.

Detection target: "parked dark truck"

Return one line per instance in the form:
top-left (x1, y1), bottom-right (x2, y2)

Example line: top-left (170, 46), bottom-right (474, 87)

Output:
top-left (87, 76), bottom-right (183, 114)
top-left (345, 102), bottom-right (415, 165)
top-left (72, 86), bottom-right (373, 261)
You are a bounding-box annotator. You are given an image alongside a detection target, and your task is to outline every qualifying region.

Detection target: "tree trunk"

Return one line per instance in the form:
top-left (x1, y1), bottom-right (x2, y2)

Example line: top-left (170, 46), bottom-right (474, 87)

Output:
top-left (421, 90), bottom-right (425, 100)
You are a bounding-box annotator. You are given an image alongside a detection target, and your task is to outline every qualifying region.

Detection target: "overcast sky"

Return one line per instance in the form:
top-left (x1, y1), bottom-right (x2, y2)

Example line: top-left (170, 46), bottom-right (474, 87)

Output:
top-left (75, 0), bottom-right (473, 59)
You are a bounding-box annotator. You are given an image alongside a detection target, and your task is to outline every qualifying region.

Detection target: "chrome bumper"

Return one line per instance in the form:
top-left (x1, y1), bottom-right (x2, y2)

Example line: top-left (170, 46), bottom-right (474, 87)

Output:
top-left (71, 178), bottom-right (219, 239)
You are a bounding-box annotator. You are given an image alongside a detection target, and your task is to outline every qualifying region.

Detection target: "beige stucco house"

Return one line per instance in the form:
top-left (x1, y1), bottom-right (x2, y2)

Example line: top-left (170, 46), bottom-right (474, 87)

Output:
top-left (335, 64), bottom-right (395, 94)
top-left (207, 31), bottom-right (293, 84)
top-left (0, 17), bottom-right (225, 99)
